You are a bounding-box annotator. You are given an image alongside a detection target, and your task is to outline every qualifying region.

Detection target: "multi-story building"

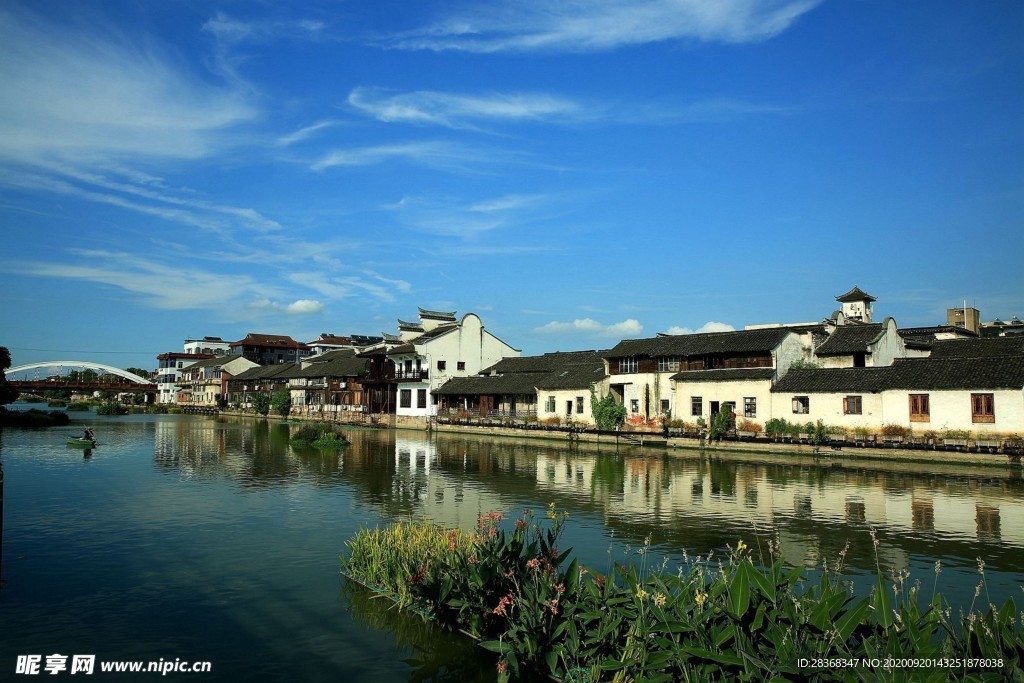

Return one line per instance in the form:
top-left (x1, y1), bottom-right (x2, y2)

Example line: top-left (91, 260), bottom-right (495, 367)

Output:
top-left (156, 352), bottom-right (213, 405)
top-left (229, 333), bottom-right (312, 365)
top-left (183, 336), bottom-right (231, 356)
top-left (176, 356), bottom-right (258, 408)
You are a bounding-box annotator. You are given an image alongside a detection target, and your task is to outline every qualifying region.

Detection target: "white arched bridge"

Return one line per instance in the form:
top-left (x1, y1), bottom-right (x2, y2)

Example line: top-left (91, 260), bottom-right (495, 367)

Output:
top-left (6, 361), bottom-right (156, 397)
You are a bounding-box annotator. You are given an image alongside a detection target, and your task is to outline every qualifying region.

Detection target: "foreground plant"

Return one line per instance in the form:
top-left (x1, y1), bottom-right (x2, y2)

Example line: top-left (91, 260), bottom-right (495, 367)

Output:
top-left (341, 511), bottom-right (1023, 682)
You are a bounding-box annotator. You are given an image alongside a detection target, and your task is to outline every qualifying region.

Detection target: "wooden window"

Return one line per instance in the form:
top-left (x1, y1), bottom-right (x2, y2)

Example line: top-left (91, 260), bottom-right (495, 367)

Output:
top-left (792, 396), bottom-right (810, 414)
top-left (545, 396), bottom-right (555, 412)
top-left (457, 361), bottom-right (465, 371)
top-left (744, 397), bottom-right (756, 418)
top-left (399, 389), bottom-right (412, 408)
top-left (843, 395), bottom-right (863, 415)
top-left (691, 397), bottom-right (702, 416)
top-left (417, 389), bottom-right (427, 409)
top-left (971, 393), bottom-right (994, 423)
top-left (437, 360), bottom-right (446, 371)
top-left (618, 357), bottom-right (638, 373)
top-left (660, 399), bottom-right (670, 415)
top-left (657, 356), bottom-right (680, 372)
top-left (576, 396), bottom-right (584, 414)
top-left (909, 394), bottom-right (929, 422)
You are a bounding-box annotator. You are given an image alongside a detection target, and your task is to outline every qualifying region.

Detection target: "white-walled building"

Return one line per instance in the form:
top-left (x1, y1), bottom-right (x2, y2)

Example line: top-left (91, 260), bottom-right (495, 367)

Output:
top-left (772, 355), bottom-right (1024, 435)
top-left (387, 309), bottom-right (520, 418)
top-left (604, 328), bottom-right (803, 422)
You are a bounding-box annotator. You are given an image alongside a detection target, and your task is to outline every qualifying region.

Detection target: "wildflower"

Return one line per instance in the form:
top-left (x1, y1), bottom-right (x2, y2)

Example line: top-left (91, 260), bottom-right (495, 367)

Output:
top-left (496, 660), bottom-right (508, 676)
top-left (526, 558), bottom-right (541, 571)
top-left (547, 502), bottom-right (557, 520)
top-left (636, 588), bottom-right (648, 600)
top-left (492, 594), bottom-right (515, 617)
top-left (549, 598), bottom-right (560, 614)
top-left (654, 592), bottom-right (667, 607)
top-left (515, 518), bottom-right (528, 532)
top-left (934, 560), bottom-right (942, 576)
top-left (977, 557), bottom-right (986, 575)
top-left (694, 591), bottom-right (708, 606)
top-left (736, 539), bottom-right (747, 553)
top-left (554, 583), bottom-right (565, 595)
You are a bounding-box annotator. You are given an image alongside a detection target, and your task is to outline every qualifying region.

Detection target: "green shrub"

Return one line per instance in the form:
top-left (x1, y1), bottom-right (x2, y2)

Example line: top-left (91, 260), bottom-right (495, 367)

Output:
top-left (0, 408), bottom-right (71, 428)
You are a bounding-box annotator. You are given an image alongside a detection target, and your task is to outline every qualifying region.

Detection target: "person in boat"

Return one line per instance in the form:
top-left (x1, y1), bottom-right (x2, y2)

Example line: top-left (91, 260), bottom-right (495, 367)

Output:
top-left (83, 427), bottom-right (95, 441)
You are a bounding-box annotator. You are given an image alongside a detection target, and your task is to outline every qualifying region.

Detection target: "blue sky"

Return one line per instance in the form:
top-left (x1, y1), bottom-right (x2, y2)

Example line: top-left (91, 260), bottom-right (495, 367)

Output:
top-left (1, 0), bottom-right (1021, 372)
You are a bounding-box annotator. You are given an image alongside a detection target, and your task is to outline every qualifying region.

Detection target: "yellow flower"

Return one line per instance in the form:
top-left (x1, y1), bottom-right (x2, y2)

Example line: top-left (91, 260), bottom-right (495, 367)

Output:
top-left (636, 588), bottom-right (648, 600)
top-left (736, 540), bottom-right (747, 552)
top-left (694, 591), bottom-right (708, 606)
top-left (653, 592), bottom-right (667, 607)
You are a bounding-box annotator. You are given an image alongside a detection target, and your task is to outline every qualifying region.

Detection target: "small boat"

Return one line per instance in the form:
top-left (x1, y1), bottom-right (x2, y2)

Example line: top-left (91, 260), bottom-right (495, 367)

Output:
top-left (67, 437), bottom-right (97, 448)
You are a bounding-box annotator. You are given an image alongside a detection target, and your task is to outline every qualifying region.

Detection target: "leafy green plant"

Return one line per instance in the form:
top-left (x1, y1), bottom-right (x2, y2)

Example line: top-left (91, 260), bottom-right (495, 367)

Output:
top-left (271, 388), bottom-right (291, 418)
top-left (590, 386), bottom-right (626, 431)
top-left (291, 424), bottom-right (349, 448)
top-left (250, 392), bottom-right (271, 416)
top-left (342, 515), bottom-right (1024, 683)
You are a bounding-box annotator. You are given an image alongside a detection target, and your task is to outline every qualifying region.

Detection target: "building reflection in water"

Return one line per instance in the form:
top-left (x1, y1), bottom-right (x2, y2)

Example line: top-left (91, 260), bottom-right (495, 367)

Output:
top-left (151, 420), bottom-right (1024, 582)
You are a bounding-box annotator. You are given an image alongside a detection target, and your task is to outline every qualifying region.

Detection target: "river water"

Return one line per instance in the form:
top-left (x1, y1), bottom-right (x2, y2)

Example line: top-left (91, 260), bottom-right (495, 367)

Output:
top-left (1, 408), bottom-right (1022, 681)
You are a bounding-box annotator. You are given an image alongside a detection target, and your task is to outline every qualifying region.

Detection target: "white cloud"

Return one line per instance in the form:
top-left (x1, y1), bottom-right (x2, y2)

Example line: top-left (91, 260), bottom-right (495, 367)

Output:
top-left (7, 250), bottom-right (279, 312)
top-left (387, 0), bottom-right (822, 53)
top-left (535, 318), bottom-right (643, 337)
top-left (285, 299), bottom-right (324, 315)
top-left (0, 5), bottom-right (256, 168)
top-left (665, 321), bottom-right (735, 335)
top-left (348, 87), bottom-right (582, 129)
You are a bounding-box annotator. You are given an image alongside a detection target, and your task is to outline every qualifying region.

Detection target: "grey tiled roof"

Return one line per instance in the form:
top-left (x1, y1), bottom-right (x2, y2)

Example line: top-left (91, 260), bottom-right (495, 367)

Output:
top-left (434, 374), bottom-right (542, 396)
top-left (605, 328), bottom-right (791, 359)
top-left (418, 307), bottom-right (457, 321)
top-left (484, 350), bottom-right (606, 374)
top-left (299, 357), bottom-right (369, 378)
top-left (813, 324), bottom-right (884, 356)
top-left (928, 337), bottom-right (1024, 359)
top-left (773, 356), bottom-right (1024, 393)
top-left (835, 286), bottom-right (876, 303)
top-left (435, 351), bottom-right (606, 395)
top-left (230, 365), bottom-right (298, 381)
top-left (671, 368), bottom-right (776, 382)
top-left (535, 363), bottom-right (606, 389)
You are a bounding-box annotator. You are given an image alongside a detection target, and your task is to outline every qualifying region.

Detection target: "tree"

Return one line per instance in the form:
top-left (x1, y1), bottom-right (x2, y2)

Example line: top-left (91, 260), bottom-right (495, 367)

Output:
top-left (590, 385), bottom-right (626, 431)
top-left (271, 388), bottom-right (291, 419)
top-left (250, 392), bottom-right (271, 416)
top-left (0, 346), bottom-right (20, 409)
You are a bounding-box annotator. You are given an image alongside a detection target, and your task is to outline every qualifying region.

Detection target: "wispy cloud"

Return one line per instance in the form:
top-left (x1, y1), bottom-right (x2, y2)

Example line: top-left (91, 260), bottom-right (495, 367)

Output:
top-left (348, 87), bottom-right (583, 129)
top-left (0, 5), bottom-right (256, 168)
top-left (384, 192), bottom-right (554, 240)
top-left (534, 318), bottom-right (643, 337)
top-left (310, 141), bottom-right (487, 171)
top-left (276, 120), bottom-right (345, 146)
top-left (202, 12), bottom-right (326, 45)
top-left (6, 250), bottom-right (280, 312)
top-left (665, 321), bottom-right (735, 335)
top-left (385, 0), bottom-right (822, 53)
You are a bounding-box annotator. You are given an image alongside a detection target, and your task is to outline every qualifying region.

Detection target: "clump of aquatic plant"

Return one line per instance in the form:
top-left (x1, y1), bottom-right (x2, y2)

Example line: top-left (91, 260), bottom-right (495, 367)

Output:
top-left (341, 519), bottom-right (474, 607)
top-left (290, 424), bottom-right (349, 449)
top-left (341, 513), bottom-right (1024, 682)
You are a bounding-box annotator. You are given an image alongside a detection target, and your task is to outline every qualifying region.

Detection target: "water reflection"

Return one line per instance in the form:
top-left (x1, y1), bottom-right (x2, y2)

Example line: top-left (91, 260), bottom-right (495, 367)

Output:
top-left (150, 419), bottom-right (1024, 604)
top-left (339, 582), bottom-right (494, 682)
